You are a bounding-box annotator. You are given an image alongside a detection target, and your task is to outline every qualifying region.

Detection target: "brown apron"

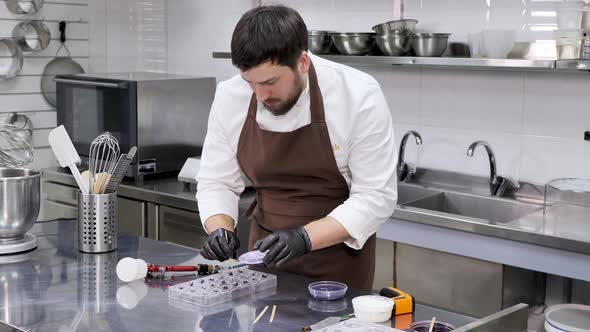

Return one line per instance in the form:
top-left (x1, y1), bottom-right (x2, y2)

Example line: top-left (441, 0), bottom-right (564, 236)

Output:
top-left (236, 62), bottom-right (376, 290)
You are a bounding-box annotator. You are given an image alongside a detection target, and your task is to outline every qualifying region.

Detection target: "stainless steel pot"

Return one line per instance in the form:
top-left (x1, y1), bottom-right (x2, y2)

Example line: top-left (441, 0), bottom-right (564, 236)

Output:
top-left (0, 168), bottom-right (40, 239)
top-left (331, 33), bottom-right (375, 55)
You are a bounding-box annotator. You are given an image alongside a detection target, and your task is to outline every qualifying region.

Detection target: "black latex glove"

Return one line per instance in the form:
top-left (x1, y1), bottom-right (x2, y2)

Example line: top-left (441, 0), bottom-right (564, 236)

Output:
top-left (200, 228), bottom-right (240, 261)
top-left (253, 226), bottom-right (312, 267)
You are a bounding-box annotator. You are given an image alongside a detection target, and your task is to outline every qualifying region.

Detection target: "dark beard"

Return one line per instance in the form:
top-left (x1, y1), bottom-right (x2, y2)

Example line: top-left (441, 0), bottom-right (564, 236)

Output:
top-left (263, 75), bottom-right (304, 116)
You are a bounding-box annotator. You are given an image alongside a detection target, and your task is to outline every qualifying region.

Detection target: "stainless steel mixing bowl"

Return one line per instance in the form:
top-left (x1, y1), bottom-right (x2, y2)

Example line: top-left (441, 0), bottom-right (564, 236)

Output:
top-left (411, 33), bottom-right (451, 57)
top-left (0, 168), bottom-right (40, 239)
top-left (308, 30), bottom-right (335, 54)
top-left (376, 32), bottom-right (412, 56)
top-left (331, 33), bottom-right (375, 55)
top-left (372, 19), bottom-right (418, 35)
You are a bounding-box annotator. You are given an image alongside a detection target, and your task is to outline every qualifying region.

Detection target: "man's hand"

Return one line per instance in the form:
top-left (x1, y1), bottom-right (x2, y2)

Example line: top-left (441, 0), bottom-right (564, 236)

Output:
top-left (201, 228), bottom-right (240, 261)
top-left (253, 226), bottom-right (312, 267)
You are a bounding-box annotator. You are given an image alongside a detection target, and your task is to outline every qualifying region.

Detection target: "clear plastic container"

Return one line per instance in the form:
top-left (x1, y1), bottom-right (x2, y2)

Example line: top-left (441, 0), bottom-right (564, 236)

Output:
top-left (557, 1), bottom-right (584, 30)
top-left (308, 281), bottom-right (348, 301)
top-left (352, 295), bottom-right (394, 323)
top-left (308, 298), bottom-right (348, 313)
top-left (168, 268), bottom-right (277, 306)
top-left (556, 30), bottom-right (583, 59)
top-left (410, 320), bottom-right (456, 332)
top-left (545, 178), bottom-right (590, 209)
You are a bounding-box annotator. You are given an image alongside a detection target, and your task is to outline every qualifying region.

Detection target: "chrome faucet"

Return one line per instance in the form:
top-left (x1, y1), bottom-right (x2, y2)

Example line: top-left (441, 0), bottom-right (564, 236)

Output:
top-left (467, 140), bottom-right (519, 197)
top-left (397, 130), bottom-right (422, 183)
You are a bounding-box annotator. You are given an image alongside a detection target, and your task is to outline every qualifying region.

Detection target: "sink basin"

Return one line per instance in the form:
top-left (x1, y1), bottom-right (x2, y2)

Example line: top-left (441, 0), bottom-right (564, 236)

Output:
top-left (405, 192), bottom-right (542, 223)
top-left (397, 184), bottom-right (441, 205)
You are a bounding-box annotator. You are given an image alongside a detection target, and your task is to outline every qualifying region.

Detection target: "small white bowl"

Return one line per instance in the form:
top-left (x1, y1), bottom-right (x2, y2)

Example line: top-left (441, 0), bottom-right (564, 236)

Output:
top-left (352, 295), bottom-right (395, 323)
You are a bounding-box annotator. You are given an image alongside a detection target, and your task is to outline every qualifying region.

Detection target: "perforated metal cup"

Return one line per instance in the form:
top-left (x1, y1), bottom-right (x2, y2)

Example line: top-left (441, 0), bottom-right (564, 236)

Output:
top-left (77, 192), bottom-right (118, 253)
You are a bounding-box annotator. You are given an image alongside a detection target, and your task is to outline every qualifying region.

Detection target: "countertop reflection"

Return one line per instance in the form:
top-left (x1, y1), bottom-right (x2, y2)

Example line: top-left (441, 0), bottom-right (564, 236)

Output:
top-left (0, 220), bottom-right (474, 332)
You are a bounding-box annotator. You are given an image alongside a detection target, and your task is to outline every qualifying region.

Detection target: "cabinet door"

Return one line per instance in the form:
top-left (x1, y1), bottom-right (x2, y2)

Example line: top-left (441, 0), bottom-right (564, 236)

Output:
top-left (117, 197), bottom-right (146, 237)
top-left (42, 181), bottom-right (78, 205)
top-left (41, 200), bottom-right (77, 220)
top-left (158, 206), bottom-right (206, 249)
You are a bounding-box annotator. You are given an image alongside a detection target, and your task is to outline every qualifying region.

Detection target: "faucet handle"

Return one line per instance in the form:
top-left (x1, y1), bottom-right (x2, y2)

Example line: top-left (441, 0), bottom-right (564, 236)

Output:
top-left (494, 176), bottom-right (520, 196)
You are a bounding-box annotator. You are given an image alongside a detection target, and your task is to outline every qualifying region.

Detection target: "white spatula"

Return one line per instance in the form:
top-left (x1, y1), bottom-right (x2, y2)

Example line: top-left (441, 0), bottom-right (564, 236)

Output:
top-left (48, 125), bottom-right (88, 194)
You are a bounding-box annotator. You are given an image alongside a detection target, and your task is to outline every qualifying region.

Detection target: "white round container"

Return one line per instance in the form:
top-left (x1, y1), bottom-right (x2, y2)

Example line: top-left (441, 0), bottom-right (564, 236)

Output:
top-left (544, 304), bottom-right (590, 332)
top-left (556, 30), bottom-right (583, 59)
top-left (557, 1), bottom-right (585, 30)
top-left (116, 257), bottom-right (148, 282)
top-left (352, 295), bottom-right (395, 323)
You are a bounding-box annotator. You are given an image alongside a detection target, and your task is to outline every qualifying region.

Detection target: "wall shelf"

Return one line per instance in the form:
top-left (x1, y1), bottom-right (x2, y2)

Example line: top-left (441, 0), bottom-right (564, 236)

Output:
top-left (213, 52), bottom-right (590, 73)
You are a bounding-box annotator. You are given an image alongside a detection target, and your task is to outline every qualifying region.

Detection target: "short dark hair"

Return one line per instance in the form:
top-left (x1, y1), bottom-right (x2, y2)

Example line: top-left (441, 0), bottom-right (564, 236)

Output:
top-left (231, 5), bottom-right (308, 71)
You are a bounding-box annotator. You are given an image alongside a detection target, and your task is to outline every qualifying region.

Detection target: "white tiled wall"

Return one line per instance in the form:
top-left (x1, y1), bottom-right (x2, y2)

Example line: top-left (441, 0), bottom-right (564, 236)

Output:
top-left (89, 0), bottom-right (167, 73)
top-left (110, 0), bottom-right (590, 185)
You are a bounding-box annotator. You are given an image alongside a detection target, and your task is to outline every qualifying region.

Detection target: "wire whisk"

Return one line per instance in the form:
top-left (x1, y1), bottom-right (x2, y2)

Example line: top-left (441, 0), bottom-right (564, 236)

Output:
top-left (89, 132), bottom-right (120, 194)
top-left (0, 124), bottom-right (34, 167)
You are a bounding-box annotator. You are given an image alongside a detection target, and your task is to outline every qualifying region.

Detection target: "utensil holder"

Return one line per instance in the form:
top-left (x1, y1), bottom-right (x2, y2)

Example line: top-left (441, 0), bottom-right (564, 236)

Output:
top-left (78, 192), bottom-right (117, 253)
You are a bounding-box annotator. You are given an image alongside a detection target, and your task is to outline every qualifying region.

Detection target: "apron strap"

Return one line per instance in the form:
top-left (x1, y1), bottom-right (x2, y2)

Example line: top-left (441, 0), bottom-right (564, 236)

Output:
top-left (308, 62), bottom-right (325, 124)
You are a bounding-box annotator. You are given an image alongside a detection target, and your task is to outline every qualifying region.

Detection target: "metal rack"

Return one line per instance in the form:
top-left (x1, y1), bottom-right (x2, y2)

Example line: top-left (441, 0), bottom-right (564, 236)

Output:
top-left (212, 52), bottom-right (590, 72)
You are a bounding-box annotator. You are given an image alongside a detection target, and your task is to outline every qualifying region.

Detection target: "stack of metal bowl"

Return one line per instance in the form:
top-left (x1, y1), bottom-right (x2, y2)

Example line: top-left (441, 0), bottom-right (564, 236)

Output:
top-left (372, 19), bottom-right (417, 56)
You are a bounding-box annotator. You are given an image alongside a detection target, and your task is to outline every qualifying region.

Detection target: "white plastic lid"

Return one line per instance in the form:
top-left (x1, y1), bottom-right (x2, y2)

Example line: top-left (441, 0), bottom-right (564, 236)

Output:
top-left (545, 304), bottom-right (590, 332)
top-left (352, 295), bottom-right (395, 312)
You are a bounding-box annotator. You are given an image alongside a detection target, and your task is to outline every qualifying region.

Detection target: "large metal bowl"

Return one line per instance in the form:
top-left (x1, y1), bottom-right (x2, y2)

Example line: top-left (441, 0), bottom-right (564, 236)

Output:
top-left (372, 19), bottom-right (418, 35)
top-left (331, 33), bottom-right (375, 55)
top-left (376, 32), bottom-right (412, 56)
top-left (308, 30), bottom-right (335, 54)
top-left (0, 168), bottom-right (40, 239)
top-left (411, 33), bottom-right (451, 57)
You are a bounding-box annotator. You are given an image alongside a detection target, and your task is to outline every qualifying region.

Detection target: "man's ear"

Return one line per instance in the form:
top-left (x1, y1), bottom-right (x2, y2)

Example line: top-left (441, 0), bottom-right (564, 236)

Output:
top-left (298, 51), bottom-right (310, 75)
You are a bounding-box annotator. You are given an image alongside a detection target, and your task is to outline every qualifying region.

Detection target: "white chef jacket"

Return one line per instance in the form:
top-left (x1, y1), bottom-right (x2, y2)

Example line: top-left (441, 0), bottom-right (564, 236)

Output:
top-left (196, 53), bottom-right (398, 249)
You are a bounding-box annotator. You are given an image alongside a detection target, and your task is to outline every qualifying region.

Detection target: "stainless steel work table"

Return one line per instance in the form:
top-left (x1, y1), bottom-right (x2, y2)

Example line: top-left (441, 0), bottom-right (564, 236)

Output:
top-left (0, 219), bottom-right (477, 332)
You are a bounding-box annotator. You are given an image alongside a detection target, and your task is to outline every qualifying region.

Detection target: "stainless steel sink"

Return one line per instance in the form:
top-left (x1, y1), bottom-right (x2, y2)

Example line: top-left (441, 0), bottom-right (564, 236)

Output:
top-left (404, 191), bottom-right (542, 224)
top-left (397, 184), bottom-right (441, 205)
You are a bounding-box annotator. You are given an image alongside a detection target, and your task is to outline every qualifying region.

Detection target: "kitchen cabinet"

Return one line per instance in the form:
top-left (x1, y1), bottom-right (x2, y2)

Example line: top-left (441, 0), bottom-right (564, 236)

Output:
top-left (395, 244), bottom-right (539, 318)
top-left (40, 180), bottom-right (207, 249)
top-left (372, 238), bottom-right (395, 291)
top-left (117, 197), bottom-right (146, 237)
top-left (158, 206), bottom-right (207, 249)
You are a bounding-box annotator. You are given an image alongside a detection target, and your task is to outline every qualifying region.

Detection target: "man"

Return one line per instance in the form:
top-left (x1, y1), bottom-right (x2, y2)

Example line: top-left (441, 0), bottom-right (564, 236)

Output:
top-left (196, 5), bottom-right (397, 289)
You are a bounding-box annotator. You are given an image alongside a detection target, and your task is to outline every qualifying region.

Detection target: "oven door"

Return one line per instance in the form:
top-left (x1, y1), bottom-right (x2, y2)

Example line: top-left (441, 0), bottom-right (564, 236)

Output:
top-left (55, 75), bottom-right (137, 158)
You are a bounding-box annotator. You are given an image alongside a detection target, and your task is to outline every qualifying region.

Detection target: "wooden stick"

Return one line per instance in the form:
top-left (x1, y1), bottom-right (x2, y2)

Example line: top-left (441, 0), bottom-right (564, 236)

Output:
top-left (428, 317), bottom-right (436, 332)
top-left (269, 305), bottom-right (277, 323)
top-left (253, 306), bottom-right (269, 325)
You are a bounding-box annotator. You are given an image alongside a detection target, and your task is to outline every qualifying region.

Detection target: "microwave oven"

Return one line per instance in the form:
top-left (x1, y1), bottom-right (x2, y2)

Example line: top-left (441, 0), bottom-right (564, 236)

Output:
top-left (55, 72), bottom-right (216, 178)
